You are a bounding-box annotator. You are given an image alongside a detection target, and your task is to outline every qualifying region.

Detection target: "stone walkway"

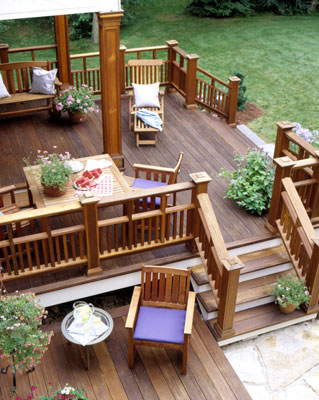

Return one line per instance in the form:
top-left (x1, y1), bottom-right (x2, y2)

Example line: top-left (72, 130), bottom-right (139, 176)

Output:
top-left (223, 318), bottom-right (319, 399)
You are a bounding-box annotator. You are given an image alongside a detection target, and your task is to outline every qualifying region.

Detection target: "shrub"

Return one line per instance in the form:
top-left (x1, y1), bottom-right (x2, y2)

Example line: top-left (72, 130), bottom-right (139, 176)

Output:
top-left (254, 0), bottom-right (313, 15)
top-left (186, 0), bottom-right (252, 17)
top-left (233, 71), bottom-right (248, 111)
top-left (68, 14), bottom-right (93, 39)
top-left (218, 148), bottom-right (275, 215)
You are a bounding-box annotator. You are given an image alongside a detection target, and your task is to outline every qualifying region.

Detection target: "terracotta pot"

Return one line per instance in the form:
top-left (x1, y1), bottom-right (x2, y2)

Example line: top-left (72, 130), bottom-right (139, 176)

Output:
top-left (279, 303), bottom-right (296, 314)
top-left (42, 183), bottom-right (66, 197)
top-left (68, 111), bottom-right (87, 124)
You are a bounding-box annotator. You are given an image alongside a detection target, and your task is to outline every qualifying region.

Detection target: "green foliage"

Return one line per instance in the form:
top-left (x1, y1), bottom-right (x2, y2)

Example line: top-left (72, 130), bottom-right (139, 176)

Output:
top-left (234, 71), bottom-right (248, 111)
top-left (121, 0), bottom-right (153, 27)
top-left (68, 14), bottom-right (93, 40)
top-left (38, 384), bottom-right (88, 400)
top-left (218, 149), bottom-right (275, 215)
top-left (0, 293), bottom-right (53, 372)
top-left (186, 0), bottom-right (252, 17)
top-left (270, 274), bottom-right (311, 308)
top-left (24, 148), bottom-right (74, 191)
top-left (254, 0), bottom-right (314, 15)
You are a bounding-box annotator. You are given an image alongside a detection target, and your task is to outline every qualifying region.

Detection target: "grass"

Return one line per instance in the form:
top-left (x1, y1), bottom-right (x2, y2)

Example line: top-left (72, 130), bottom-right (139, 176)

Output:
top-left (1, 2), bottom-right (319, 142)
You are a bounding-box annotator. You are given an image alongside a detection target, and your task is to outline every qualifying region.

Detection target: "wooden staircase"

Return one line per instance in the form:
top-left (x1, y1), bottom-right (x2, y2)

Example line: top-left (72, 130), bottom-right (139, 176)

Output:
top-left (191, 236), bottom-right (317, 346)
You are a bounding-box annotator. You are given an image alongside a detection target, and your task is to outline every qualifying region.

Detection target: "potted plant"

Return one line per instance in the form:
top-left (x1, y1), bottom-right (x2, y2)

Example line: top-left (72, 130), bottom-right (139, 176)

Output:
top-left (55, 84), bottom-right (99, 123)
top-left (0, 293), bottom-right (53, 394)
top-left (271, 273), bottom-right (311, 314)
top-left (24, 147), bottom-right (73, 197)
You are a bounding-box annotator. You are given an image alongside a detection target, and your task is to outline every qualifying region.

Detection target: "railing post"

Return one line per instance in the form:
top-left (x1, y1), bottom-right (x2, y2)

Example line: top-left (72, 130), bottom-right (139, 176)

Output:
top-left (213, 257), bottom-right (243, 339)
top-left (305, 239), bottom-right (319, 314)
top-left (119, 45), bottom-right (127, 95)
top-left (266, 156), bottom-right (294, 233)
top-left (0, 44), bottom-right (9, 64)
top-left (189, 172), bottom-right (212, 252)
top-left (81, 196), bottom-right (102, 276)
top-left (54, 16), bottom-right (72, 86)
top-left (184, 54), bottom-right (199, 110)
top-left (274, 121), bottom-right (295, 158)
top-left (227, 76), bottom-right (241, 127)
top-left (166, 40), bottom-right (178, 93)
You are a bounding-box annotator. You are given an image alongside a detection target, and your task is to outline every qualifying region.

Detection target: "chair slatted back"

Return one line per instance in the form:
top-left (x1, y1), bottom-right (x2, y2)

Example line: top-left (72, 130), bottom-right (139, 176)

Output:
top-left (141, 265), bottom-right (191, 310)
top-left (128, 59), bottom-right (163, 85)
top-left (0, 61), bottom-right (51, 94)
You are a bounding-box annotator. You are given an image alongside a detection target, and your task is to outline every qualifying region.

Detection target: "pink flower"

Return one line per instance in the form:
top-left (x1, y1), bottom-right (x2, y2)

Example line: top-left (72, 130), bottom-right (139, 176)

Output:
top-left (76, 99), bottom-right (81, 104)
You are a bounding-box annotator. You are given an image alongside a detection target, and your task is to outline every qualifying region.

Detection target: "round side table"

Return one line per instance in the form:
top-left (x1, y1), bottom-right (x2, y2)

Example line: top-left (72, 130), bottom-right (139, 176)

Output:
top-left (61, 307), bottom-right (114, 370)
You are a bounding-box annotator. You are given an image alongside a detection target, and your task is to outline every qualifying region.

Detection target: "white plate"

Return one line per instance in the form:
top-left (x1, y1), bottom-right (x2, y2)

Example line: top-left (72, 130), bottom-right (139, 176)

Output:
top-left (66, 160), bottom-right (84, 173)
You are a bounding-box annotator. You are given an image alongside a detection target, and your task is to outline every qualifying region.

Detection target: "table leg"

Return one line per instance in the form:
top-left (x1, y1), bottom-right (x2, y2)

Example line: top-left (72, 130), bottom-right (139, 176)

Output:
top-left (86, 346), bottom-right (90, 370)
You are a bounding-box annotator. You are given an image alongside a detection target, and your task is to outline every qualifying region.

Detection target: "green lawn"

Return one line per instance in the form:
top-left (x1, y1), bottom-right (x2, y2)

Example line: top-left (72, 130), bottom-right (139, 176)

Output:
top-left (1, 1), bottom-right (319, 142)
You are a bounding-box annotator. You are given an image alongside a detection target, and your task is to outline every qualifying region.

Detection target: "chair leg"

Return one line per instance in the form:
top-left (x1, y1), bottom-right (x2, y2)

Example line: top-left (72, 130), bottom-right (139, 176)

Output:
top-left (136, 133), bottom-right (140, 148)
top-left (128, 331), bottom-right (135, 369)
top-left (182, 336), bottom-right (189, 375)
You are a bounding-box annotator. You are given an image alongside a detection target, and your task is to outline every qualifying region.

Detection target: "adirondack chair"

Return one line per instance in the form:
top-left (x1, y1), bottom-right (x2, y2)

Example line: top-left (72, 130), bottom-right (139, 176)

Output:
top-left (128, 59), bottom-right (164, 147)
top-left (125, 265), bottom-right (196, 375)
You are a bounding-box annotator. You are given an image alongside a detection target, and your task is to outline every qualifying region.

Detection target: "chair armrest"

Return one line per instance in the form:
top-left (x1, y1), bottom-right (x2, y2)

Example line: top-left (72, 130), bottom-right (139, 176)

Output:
top-left (184, 291), bottom-right (196, 335)
top-left (133, 163), bottom-right (175, 175)
top-left (0, 185), bottom-right (16, 195)
top-left (54, 77), bottom-right (62, 87)
top-left (159, 90), bottom-right (165, 96)
top-left (125, 286), bottom-right (141, 330)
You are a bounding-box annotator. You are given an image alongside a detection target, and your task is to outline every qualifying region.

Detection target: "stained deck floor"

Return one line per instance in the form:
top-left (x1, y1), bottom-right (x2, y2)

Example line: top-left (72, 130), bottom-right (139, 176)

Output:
top-left (0, 307), bottom-right (251, 400)
top-left (0, 91), bottom-right (269, 244)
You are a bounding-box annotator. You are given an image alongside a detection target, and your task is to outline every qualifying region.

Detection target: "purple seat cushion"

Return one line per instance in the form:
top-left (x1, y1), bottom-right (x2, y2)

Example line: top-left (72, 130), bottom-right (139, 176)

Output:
top-left (131, 178), bottom-right (167, 206)
top-left (133, 306), bottom-right (186, 344)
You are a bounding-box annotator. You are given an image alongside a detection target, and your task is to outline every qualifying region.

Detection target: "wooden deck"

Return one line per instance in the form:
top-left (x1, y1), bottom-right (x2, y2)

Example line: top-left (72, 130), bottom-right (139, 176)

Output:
top-left (0, 307), bottom-right (251, 400)
top-left (0, 91), bottom-right (268, 244)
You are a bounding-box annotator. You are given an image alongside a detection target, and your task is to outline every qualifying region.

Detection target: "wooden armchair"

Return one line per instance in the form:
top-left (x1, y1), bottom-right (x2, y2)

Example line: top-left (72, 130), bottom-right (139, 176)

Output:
top-left (129, 152), bottom-right (184, 207)
top-left (128, 59), bottom-right (165, 147)
top-left (0, 183), bottom-right (33, 240)
top-left (125, 265), bottom-right (196, 375)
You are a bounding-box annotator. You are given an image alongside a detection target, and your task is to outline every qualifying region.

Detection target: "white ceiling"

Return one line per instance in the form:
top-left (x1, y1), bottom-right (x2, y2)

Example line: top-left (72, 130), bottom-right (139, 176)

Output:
top-left (0, 0), bottom-right (122, 20)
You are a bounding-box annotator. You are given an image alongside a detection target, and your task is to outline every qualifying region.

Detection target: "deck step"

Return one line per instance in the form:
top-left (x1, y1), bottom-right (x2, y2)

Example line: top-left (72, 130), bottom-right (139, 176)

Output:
top-left (207, 303), bottom-right (317, 346)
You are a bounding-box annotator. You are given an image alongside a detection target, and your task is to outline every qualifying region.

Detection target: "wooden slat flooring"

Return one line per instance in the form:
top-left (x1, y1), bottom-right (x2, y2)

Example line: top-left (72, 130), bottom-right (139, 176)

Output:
top-left (0, 92), bottom-right (269, 292)
top-left (0, 307), bottom-right (251, 400)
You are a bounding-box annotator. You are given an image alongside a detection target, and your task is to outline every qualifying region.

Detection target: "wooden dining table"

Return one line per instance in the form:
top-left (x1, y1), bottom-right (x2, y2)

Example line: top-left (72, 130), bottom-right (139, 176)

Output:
top-left (23, 154), bottom-right (131, 209)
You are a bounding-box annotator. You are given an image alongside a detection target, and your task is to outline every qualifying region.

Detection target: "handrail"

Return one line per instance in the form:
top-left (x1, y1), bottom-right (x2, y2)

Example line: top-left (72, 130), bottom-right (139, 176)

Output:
top-left (196, 66), bottom-right (231, 89)
top-left (8, 45), bottom-right (58, 54)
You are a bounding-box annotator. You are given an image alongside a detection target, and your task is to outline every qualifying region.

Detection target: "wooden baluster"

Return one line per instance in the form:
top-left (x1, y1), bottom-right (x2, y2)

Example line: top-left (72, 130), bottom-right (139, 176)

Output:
top-left (119, 45), bottom-right (127, 94)
top-left (266, 157), bottom-right (294, 232)
top-left (184, 53), bottom-right (199, 110)
top-left (160, 194), bottom-right (167, 243)
top-left (7, 224), bottom-right (19, 275)
top-left (63, 235), bottom-right (69, 263)
top-left (227, 76), bottom-right (240, 126)
top-left (213, 257), bottom-right (243, 339)
top-left (55, 237), bottom-right (61, 264)
top-left (41, 218), bottom-right (55, 267)
top-left (166, 40), bottom-right (178, 93)
top-left (107, 225), bottom-right (112, 253)
top-left (81, 197), bottom-right (102, 276)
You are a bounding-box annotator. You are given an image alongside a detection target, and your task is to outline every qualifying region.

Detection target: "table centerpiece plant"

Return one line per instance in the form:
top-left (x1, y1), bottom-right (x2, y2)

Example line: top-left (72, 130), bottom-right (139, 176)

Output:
top-left (270, 273), bottom-right (311, 314)
top-left (55, 84), bottom-right (99, 123)
top-left (24, 147), bottom-right (73, 197)
top-left (0, 293), bottom-right (53, 394)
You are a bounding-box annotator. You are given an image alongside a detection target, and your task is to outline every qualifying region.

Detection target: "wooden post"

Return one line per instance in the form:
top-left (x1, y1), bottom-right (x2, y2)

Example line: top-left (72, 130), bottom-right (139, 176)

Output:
top-left (227, 76), bottom-right (241, 127)
top-left (266, 156), bottom-right (294, 232)
top-left (0, 44), bottom-right (9, 64)
top-left (273, 121), bottom-right (295, 159)
top-left (184, 54), bottom-right (199, 110)
top-left (213, 257), bottom-right (243, 339)
top-left (166, 40), bottom-right (178, 93)
top-left (305, 239), bottom-right (319, 313)
top-left (189, 172), bottom-right (212, 252)
top-left (81, 196), bottom-right (102, 276)
top-left (54, 16), bottom-right (72, 86)
top-left (119, 45), bottom-right (127, 95)
top-left (98, 12), bottom-right (124, 169)
top-left (311, 150), bottom-right (319, 218)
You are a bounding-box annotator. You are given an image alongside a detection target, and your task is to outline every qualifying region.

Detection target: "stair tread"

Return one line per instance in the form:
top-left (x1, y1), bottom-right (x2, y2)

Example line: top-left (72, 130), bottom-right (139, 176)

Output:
top-left (191, 264), bottom-right (208, 286)
top-left (207, 303), bottom-right (306, 340)
top-left (198, 290), bottom-right (218, 313)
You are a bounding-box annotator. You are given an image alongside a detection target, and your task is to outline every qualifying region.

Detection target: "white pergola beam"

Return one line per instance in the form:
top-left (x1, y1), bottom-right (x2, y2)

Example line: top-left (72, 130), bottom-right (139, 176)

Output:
top-left (0, 0), bottom-right (121, 20)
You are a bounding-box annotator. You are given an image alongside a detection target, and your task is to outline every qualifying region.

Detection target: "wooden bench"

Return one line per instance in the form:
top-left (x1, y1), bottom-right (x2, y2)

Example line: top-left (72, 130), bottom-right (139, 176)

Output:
top-left (0, 60), bottom-right (61, 118)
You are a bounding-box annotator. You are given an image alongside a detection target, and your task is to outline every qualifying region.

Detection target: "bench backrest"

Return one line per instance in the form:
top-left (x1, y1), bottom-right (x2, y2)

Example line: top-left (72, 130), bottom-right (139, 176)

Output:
top-left (0, 61), bottom-right (53, 94)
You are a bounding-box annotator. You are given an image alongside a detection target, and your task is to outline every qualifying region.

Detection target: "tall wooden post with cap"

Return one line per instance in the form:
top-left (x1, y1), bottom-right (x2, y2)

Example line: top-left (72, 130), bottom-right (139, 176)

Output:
top-left (54, 16), bottom-right (72, 86)
top-left (98, 11), bottom-right (124, 169)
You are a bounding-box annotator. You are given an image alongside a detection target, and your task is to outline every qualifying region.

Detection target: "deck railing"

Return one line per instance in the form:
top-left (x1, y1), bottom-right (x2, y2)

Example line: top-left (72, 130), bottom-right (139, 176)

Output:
top-left (0, 44), bottom-right (58, 68)
top-left (267, 121), bottom-right (319, 231)
top-left (195, 192), bottom-right (243, 339)
top-left (277, 178), bottom-right (319, 313)
top-left (0, 41), bottom-right (239, 124)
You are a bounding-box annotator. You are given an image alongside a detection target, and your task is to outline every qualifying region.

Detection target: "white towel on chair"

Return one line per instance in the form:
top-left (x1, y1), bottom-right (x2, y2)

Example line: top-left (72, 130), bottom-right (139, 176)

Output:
top-left (137, 109), bottom-right (163, 131)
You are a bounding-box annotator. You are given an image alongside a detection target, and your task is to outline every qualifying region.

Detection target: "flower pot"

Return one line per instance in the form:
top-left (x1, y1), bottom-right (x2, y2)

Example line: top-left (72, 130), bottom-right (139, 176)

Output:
top-left (68, 111), bottom-right (87, 124)
top-left (279, 303), bottom-right (296, 314)
top-left (42, 183), bottom-right (66, 197)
